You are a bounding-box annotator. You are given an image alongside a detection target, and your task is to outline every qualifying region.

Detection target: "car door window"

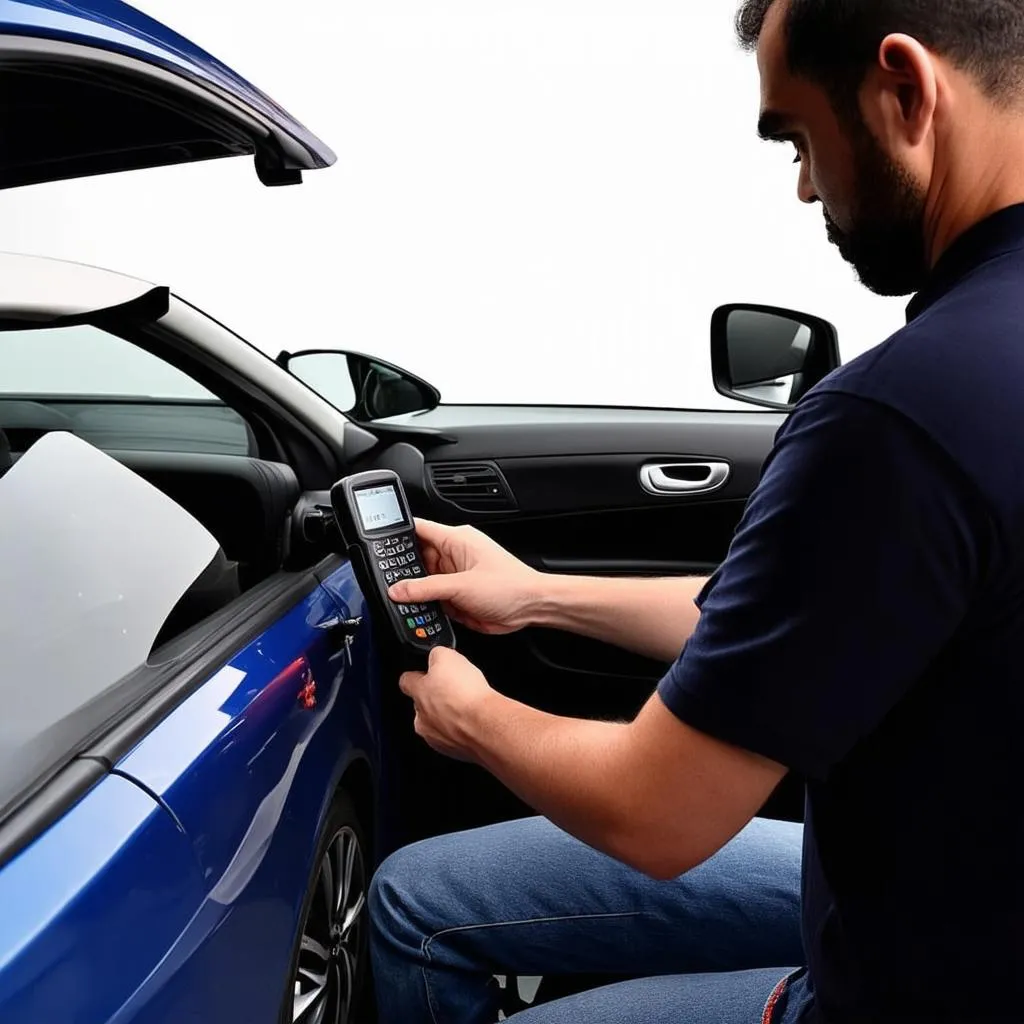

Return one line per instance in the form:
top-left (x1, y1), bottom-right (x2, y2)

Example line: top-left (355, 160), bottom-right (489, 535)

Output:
top-left (0, 432), bottom-right (221, 821)
top-left (0, 324), bottom-right (254, 456)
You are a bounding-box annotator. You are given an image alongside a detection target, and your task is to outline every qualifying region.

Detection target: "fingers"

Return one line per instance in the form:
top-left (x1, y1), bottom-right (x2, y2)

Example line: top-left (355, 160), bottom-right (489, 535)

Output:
top-left (389, 573), bottom-right (463, 604)
top-left (412, 518), bottom-right (455, 546)
top-left (399, 646), bottom-right (458, 695)
top-left (411, 519), bottom-right (455, 575)
top-left (398, 670), bottom-right (424, 697)
top-left (428, 643), bottom-right (459, 668)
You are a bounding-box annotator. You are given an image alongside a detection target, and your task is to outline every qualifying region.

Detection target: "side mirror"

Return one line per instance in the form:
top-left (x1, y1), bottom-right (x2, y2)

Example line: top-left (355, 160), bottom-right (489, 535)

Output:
top-left (711, 304), bottom-right (840, 411)
top-left (277, 349), bottom-right (441, 422)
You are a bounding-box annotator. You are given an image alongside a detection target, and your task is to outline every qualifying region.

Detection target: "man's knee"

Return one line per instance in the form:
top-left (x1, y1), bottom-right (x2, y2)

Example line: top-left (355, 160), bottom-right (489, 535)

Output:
top-left (369, 838), bottom-right (446, 955)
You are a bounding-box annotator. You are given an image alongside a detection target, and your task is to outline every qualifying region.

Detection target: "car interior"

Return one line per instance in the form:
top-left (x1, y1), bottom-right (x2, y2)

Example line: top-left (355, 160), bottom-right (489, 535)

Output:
top-left (0, 397), bottom-right (302, 647)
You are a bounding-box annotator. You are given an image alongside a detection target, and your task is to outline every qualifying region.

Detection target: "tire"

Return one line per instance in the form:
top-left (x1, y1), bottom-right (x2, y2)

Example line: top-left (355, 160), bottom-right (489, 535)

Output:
top-left (281, 789), bottom-right (370, 1024)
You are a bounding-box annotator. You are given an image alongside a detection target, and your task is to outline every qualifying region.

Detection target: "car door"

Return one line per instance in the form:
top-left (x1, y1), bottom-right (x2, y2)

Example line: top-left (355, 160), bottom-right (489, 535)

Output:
top-left (0, 0), bottom-right (333, 190)
top-left (0, 436), bottom-right (378, 1024)
top-left (93, 557), bottom-right (377, 1024)
top-left (331, 401), bottom-right (805, 854)
top-left (0, 322), bottom-right (378, 1024)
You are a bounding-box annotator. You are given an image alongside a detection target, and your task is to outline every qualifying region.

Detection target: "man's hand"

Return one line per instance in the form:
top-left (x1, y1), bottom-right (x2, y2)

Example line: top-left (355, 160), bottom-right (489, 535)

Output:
top-left (399, 657), bottom-right (788, 879)
top-left (388, 520), bottom-right (542, 635)
top-left (388, 519), bottom-right (707, 661)
top-left (399, 646), bottom-right (497, 762)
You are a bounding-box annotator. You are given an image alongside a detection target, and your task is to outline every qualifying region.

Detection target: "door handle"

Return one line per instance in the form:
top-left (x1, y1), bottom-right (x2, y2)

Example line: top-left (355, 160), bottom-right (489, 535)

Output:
top-left (319, 615), bottom-right (363, 662)
top-left (639, 461), bottom-right (730, 495)
top-left (320, 616), bottom-right (363, 635)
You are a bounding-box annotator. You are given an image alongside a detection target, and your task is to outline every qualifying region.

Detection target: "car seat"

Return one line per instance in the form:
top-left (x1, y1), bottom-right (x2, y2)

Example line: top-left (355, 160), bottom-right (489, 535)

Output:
top-left (152, 546), bottom-right (242, 651)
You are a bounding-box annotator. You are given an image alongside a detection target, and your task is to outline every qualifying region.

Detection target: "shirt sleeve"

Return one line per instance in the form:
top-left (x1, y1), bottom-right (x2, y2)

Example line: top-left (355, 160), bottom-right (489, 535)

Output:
top-left (657, 390), bottom-right (990, 780)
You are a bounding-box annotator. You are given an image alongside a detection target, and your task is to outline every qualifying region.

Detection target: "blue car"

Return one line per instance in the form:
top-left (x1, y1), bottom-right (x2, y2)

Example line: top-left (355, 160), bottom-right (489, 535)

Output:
top-left (0, 2), bottom-right (841, 1022)
top-left (0, 4), bottom-right (384, 1023)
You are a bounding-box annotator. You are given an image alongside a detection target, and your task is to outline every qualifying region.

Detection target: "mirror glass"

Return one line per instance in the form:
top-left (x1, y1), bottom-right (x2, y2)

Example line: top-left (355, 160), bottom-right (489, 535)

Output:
top-left (360, 360), bottom-right (434, 419)
top-left (284, 350), bottom-right (440, 421)
top-left (286, 351), bottom-right (358, 413)
top-left (730, 372), bottom-right (803, 406)
top-left (725, 310), bottom-right (813, 406)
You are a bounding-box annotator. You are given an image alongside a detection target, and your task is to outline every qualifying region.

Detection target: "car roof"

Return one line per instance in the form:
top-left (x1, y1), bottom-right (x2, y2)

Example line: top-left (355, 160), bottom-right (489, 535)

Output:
top-left (0, 252), bottom-right (161, 327)
top-left (0, 0), bottom-right (335, 187)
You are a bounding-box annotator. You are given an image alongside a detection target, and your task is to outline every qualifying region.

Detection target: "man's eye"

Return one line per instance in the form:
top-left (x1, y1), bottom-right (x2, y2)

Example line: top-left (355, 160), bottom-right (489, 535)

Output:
top-left (792, 147), bottom-right (803, 164)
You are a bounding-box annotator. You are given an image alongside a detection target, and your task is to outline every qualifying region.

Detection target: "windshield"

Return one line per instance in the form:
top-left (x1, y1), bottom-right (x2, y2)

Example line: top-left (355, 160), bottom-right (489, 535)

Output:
top-left (0, 432), bottom-right (218, 822)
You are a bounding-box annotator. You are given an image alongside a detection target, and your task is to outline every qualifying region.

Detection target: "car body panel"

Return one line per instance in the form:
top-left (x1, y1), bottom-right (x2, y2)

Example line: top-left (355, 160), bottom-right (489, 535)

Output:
top-left (0, 0), bottom-right (335, 186)
top-left (0, 250), bottom-right (159, 324)
top-left (0, 772), bottom-right (207, 1022)
top-left (109, 561), bottom-right (377, 1023)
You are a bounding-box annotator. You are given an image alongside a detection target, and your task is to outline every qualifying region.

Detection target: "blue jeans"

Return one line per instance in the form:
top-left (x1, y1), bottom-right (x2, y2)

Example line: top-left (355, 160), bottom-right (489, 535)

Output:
top-left (369, 815), bottom-right (804, 1023)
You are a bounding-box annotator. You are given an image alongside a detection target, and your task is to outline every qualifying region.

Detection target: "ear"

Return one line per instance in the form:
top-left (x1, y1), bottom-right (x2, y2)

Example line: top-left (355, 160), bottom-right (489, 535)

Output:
top-left (860, 33), bottom-right (938, 150)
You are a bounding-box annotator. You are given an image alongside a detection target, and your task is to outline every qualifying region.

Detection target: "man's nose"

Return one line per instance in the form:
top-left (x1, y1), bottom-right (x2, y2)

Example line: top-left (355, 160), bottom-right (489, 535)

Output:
top-left (797, 163), bottom-right (818, 205)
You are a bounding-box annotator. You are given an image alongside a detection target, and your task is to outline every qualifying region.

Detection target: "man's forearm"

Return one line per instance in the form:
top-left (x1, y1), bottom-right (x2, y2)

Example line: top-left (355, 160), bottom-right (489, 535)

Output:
top-left (461, 689), bottom-right (653, 872)
top-left (457, 685), bottom-right (776, 881)
top-left (531, 574), bottom-right (707, 663)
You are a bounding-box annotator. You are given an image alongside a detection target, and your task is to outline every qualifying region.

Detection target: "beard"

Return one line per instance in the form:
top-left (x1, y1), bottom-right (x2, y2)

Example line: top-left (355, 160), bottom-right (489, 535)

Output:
top-left (824, 125), bottom-right (928, 297)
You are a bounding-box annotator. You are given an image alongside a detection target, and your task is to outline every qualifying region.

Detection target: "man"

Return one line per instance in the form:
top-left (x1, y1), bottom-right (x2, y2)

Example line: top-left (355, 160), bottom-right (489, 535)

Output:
top-left (369, 0), bottom-right (1024, 1020)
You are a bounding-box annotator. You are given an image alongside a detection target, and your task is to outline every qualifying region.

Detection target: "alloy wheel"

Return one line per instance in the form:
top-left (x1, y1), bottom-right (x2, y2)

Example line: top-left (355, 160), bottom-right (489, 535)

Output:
top-left (292, 825), bottom-right (367, 1024)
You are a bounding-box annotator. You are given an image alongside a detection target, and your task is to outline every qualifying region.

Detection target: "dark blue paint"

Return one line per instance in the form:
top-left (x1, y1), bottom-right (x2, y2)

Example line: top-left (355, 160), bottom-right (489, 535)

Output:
top-left (0, 563), bottom-right (384, 1023)
top-left (0, 0), bottom-right (335, 168)
top-left (317, 566), bottom-right (404, 861)
top-left (0, 774), bottom-right (207, 1022)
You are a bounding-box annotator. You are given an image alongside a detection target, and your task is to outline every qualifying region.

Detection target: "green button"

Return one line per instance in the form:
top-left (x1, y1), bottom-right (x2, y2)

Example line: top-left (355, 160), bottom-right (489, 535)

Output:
top-left (406, 618), bottom-right (416, 628)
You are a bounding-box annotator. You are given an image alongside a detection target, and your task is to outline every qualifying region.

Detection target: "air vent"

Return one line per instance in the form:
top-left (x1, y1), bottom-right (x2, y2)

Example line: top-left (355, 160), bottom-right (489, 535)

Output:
top-left (428, 461), bottom-right (517, 512)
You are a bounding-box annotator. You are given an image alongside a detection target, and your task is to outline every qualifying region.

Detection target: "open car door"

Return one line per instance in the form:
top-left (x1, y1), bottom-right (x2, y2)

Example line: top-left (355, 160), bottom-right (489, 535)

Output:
top-left (0, 0), bottom-right (335, 189)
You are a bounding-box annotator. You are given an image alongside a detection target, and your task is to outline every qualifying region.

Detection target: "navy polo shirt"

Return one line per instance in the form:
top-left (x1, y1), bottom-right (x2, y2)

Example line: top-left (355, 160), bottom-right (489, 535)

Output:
top-left (660, 204), bottom-right (1024, 1022)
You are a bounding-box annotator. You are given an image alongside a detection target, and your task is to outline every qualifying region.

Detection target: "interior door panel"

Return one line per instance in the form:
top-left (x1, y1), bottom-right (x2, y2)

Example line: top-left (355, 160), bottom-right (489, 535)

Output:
top-left (351, 405), bottom-right (803, 848)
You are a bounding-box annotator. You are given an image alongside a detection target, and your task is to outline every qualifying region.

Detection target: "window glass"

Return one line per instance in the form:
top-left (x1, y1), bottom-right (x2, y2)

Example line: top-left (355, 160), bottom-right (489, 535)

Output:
top-left (0, 324), bottom-right (212, 398)
top-left (0, 325), bottom-right (252, 455)
top-left (0, 432), bottom-right (220, 820)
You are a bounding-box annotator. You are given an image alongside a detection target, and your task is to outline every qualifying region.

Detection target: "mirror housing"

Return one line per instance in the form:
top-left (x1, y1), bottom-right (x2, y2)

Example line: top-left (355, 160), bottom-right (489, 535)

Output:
top-left (277, 349), bottom-right (441, 422)
top-left (711, 304), bottom-right (840, 411)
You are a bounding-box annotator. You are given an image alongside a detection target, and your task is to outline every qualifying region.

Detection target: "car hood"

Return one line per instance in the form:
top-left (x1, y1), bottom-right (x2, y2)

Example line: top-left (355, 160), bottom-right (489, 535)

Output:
top-left (0, 0), bottom-right (336, 188)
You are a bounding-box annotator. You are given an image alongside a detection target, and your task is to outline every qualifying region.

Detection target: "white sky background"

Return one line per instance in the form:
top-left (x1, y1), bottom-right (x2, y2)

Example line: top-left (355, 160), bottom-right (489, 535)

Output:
top-left (0, 1), bottom-right (907, 409)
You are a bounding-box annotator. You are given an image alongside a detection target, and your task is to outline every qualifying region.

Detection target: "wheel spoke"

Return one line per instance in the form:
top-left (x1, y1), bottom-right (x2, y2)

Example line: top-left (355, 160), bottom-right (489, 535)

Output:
top-left (292, 822), bottom-right (366, 1024)
top-left (293, 973), bottom-right (328, 1023)
top-left (297, 965), bottom-right (327, 987)
top-left (300, 934), bottom-right (330, 965)
top-left (321, 847), bottom-right (336, 924)
top-left (341, 891), bottom-right (365, 938)
top-left (338, 953), bottom-right (353, 1023)
top-left (341, 831), bottom-right (357, 916)
top-left (310, 988), bottom-right (329, 1024)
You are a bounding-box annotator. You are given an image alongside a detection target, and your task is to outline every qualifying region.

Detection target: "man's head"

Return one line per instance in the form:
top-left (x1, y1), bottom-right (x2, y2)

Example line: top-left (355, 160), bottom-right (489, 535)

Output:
top-left (737, 0), bottom-right (1024, 296)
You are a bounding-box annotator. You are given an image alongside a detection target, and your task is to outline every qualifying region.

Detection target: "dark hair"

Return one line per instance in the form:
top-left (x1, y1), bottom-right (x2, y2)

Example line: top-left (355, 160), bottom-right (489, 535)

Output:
top-left (736, 0), bottom-right (1024, 111)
